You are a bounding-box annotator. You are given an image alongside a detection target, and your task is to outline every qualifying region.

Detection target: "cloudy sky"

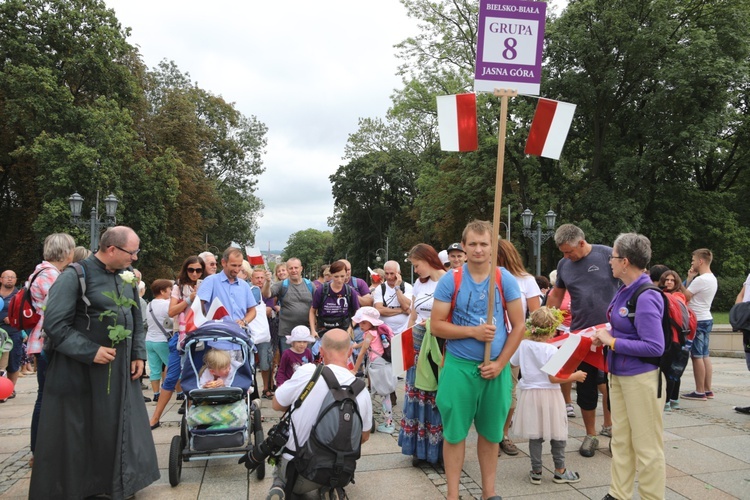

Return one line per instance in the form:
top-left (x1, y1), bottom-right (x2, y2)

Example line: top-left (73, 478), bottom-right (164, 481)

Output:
top-left (105, 0), bottom-right (420, 251)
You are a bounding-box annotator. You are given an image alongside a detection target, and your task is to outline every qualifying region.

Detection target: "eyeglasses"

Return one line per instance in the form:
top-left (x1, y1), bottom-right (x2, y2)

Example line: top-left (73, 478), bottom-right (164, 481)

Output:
top-left (114, 246), bottom-right (140, 257)
top-left (609, 255), bottom-right (625, 261)
top-left (187, 267), bottom-right (203, 273)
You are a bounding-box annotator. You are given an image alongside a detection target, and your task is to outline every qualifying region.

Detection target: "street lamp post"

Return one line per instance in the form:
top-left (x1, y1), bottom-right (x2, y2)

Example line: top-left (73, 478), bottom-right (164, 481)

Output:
top-left (521, 208), bottom-right (557, 276)
top-left (69, 191), bottom-right (119, 252)
top-left (375, 248), bottom-right (387, 264)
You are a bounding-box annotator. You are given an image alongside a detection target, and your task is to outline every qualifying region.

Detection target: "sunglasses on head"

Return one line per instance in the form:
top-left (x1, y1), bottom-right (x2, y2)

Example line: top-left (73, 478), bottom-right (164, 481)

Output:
top-left (187, 267), bottom-right (203, 273)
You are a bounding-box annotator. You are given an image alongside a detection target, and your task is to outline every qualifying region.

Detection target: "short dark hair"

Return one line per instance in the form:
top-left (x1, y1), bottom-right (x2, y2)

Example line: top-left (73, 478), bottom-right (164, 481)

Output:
top-left (150, 279), bottom-right (173, 296)
top-left (649, 264), bottom-right (670, 283)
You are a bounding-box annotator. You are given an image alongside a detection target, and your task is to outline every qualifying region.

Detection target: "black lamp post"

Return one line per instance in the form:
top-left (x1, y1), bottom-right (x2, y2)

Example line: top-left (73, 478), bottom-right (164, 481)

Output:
top-left (521, 208), bottom-right (557, 276)
top-left (69, 192), bottom-right (119, 252)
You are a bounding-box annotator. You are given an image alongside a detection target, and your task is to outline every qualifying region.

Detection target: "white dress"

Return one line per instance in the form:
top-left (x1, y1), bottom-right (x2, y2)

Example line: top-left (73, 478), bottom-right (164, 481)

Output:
top-left (510, 339), bottom-right (568, 441)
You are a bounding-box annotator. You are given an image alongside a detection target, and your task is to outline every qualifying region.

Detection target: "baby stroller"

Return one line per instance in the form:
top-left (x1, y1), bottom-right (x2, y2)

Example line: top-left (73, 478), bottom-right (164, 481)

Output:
top-left (168, 319), bottom-right (264, 486)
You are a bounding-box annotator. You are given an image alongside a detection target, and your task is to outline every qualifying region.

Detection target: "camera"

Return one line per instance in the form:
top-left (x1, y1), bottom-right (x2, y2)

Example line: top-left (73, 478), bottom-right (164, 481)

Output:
top-left (238, 417), bottom-right (290, 472)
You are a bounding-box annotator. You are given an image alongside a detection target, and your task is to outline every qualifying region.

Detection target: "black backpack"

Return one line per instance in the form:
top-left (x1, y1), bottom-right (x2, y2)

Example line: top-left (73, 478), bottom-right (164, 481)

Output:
top-left (626, 283), bottom-right (691, 398)
top-left (314, 282), bottom-right (355, 331)
top-left (290, 365), bottom-right (366, 491)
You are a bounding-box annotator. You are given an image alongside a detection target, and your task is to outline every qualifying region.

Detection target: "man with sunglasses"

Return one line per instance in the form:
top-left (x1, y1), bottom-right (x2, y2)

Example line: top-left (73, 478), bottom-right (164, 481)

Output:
top-left (30, 226), bottom-right (159, 499)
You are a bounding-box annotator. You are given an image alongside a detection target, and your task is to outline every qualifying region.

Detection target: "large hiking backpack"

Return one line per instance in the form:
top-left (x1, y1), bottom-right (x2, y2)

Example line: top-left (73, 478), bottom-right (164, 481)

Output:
top-left (314, 282), bottom-right (355, 332)
top-left (291, 365), bottom-right (366, 490)
top-left (626, 283), bottom-right (697, 397)
top-left (7, 272), bottom-right (42, 331)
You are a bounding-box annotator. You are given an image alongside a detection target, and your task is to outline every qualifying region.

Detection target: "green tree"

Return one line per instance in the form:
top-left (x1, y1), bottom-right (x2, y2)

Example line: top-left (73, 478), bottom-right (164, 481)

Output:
top-left (282, 229), bottom-right (334, 277)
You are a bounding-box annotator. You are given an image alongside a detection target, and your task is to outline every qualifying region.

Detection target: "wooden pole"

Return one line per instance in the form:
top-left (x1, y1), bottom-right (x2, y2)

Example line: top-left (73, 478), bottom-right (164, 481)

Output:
top-left (484, 88), bottom-right (517, 364)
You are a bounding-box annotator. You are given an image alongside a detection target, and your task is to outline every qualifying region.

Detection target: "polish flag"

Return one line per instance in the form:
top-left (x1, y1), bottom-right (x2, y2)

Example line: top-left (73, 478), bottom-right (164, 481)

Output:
top-left (245, 246), bottom-right (265, 266)
top-left (390, 326), bottom-right (416, 376)
top-left (524, 98), bottom-right (576, 160)
top-left (544, 323), bottom-right (609, 376)
top-left (437, 93), bottom-right (478, 152)
top-left (184, 297), bottom-right (230, 333)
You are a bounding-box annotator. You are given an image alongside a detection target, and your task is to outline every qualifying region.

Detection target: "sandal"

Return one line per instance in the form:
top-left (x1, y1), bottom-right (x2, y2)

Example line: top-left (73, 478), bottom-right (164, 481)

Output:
top-left (262, 390), bottom-right (274, 399)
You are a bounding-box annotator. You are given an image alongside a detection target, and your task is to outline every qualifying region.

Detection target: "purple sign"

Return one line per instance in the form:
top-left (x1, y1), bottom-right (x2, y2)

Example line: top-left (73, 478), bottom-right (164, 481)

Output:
top-left (474, 0), bottom-right (546, 95)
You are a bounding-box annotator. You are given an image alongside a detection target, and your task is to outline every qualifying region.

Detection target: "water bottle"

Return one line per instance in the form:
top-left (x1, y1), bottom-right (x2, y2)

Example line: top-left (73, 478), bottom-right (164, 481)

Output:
top-left (380, 332), bottom-right (390, 349)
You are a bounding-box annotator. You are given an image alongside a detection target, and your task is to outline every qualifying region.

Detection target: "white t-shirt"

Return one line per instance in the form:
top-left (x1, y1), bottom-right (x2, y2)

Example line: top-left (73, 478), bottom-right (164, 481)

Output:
top-left (511, 339), bottom-right (558, 390)
top-left (411, 278), bottom-right (438, 324)
top-left (275, 363), bottom-right (373, 460)
top-left (372, 282), bottom-right (413, 334)
top-left (145, 298), bottom-right (171, 343)
top-left (687, 273), bottom-right (718, 321)
top-left (743, 273), bottom-right (750, 303)
top-left (516, 274), bottom-right (542, 317)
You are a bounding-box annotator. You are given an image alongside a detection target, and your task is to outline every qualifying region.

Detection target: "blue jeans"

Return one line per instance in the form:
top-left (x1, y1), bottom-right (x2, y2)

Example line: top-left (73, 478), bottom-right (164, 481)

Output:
top-left (690, 320), bottom-right (713, 359)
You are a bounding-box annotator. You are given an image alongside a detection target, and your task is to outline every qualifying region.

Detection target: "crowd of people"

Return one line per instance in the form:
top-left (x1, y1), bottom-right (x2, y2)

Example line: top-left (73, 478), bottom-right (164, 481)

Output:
top-left (0, 219), bottom-right (745, 500)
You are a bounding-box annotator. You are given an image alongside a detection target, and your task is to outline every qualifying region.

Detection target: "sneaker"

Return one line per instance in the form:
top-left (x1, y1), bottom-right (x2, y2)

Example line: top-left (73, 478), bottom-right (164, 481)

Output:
top-left (266, 485), bottom-right (285, 500)
top-left (579, 435), bottom-right (598, 457)
top-left (566, 403), bottom-right (576, 418)
top-left (529, 470), bottom-right (542, 485)
top-left (553, 469), bottom-right (581, 484)
top-left (705, 391), bottom-right (714, 399)
top-left (734, 406), bottom-right (750, 415)
top-left (600, 425), bottom-right (612, 437)
top-left (670, 399), bottom-right (680, 410)
top-left (500, 437), bottom-right (519, 456)
top-left (681, 391), bottom-right (707, 401)
top-left (153, 392), bottom-right (160, 403)
top-left (664, 402), bottom-right (671, 412)
top-left (176, 392), bottom-right (185, 401)
top-left (377, 422), bottom-right (395, 434)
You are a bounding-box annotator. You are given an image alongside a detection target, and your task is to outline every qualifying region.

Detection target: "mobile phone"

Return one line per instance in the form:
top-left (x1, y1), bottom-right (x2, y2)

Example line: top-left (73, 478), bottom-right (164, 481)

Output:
top-left (196, 279), bottom-right (203, 287)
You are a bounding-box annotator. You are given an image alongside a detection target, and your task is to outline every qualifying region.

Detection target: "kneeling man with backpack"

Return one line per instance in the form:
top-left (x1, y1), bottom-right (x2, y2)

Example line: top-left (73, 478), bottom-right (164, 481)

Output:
top-left (266, 328), bottom-right (372, 500)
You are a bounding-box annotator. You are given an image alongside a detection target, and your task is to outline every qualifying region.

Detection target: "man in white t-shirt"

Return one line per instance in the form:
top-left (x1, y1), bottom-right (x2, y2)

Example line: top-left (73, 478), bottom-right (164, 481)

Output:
top-left (373, 260), bottom-right (412, 334)
top-left (682, 248), bottom-right (719, 401)
top-left (266, 328), bottom-right (372, 499)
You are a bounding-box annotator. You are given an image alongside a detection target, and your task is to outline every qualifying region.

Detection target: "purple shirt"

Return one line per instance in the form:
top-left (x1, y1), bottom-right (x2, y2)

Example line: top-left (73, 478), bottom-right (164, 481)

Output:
top-left (348, 276), bottom-right (371, 298)
top-left (606, 273), bottom-right (665, 376)
top-left (275, 348), bottom-right (313, 387)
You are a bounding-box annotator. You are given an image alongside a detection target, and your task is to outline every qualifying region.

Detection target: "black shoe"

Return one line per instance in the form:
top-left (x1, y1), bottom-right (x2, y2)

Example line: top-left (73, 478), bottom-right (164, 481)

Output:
top-left (390, 391), bottom-right (397, 407)
top-left (178, 405), bottom-right (185, 415)
top-left (143, 396), bottom-right (152, 403)
top-left (176, 392), bottom-right (185, 401)
top-left (602, 495), bottom-right (618, 500)
top-left (734, 406), bottom-right (750, 415)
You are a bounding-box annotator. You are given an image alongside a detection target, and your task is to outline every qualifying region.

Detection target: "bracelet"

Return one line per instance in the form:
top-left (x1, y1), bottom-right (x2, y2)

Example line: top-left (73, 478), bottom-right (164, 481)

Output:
top-left (610, 338), bottom-right (616, 351)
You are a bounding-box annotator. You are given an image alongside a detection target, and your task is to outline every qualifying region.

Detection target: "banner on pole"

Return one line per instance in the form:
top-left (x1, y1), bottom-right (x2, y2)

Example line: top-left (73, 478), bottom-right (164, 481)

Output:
top-left (474, 0), bottom-right (547, 95)
top-left (437, 93), bottom-right (478, 152)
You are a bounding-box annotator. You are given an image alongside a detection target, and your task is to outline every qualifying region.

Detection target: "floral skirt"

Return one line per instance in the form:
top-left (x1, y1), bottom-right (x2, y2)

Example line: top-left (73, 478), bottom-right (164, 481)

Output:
top-left (397, 325), bottom-right (443, 463)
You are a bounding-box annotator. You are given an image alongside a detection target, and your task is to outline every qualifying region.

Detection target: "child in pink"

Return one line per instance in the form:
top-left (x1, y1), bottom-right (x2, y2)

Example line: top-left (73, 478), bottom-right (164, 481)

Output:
top-left (275, 325), bottom-right (315, 389)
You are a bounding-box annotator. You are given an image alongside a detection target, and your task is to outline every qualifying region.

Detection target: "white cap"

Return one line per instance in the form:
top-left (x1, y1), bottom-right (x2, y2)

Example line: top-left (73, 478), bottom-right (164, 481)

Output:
top-left (438, 249), bottom-right (449, 265)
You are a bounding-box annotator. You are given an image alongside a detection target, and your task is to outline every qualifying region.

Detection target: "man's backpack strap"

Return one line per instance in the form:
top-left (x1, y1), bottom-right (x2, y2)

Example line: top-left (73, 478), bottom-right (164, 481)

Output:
top-left (68, 262), bottom-right (91, 307)
top-left (280, 278), bottom-right (314, 307)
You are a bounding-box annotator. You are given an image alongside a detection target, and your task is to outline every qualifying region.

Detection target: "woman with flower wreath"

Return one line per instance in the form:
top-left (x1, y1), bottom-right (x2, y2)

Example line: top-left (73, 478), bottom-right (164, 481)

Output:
top-left (30, 226), bottom-right (159, 499)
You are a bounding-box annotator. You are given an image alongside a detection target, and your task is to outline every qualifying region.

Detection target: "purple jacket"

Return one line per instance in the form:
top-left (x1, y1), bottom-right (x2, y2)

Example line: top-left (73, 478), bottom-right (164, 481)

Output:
top-left (606, 273), bottom-right (665, 376)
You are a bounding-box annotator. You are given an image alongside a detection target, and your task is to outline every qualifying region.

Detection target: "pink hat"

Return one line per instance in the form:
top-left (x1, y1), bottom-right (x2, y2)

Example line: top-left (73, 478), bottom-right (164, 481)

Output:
top-left (351, 306), bottom-right (383, 326)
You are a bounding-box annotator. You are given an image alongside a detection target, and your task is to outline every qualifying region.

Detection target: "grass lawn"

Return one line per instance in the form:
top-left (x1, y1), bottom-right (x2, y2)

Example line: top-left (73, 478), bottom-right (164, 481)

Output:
top-left (713, 311), bottom-right (729, 324)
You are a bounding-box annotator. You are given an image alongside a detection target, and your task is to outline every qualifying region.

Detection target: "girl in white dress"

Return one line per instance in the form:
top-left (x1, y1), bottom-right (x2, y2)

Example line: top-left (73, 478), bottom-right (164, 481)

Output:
top-left (511, 307), bottom-right (586, 485)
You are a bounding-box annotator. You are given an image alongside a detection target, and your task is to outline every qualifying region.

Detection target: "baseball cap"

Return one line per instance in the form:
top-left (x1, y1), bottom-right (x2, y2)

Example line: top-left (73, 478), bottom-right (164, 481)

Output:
top-left (447, 243), bottom-right (465, 254)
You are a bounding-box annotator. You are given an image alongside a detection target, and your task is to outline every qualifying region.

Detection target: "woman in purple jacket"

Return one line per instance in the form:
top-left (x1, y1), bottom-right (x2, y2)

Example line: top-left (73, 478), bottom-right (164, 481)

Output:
top-left (592, 233), bottom-right (665, 500)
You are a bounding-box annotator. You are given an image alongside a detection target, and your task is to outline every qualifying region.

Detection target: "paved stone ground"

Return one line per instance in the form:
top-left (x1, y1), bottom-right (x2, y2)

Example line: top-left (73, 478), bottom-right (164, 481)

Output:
top-left (2, 356), bottom-right (749, 499)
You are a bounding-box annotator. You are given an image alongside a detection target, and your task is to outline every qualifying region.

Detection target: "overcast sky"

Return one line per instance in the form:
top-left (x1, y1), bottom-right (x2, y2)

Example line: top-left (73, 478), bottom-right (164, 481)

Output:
top-left (105, 0), bottom-right (420, 251)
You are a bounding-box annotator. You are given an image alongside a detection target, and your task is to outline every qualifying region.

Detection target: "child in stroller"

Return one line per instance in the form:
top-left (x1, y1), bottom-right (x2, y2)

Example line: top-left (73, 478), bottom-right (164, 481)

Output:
top-left (199, 349), bottom-right (242, 389)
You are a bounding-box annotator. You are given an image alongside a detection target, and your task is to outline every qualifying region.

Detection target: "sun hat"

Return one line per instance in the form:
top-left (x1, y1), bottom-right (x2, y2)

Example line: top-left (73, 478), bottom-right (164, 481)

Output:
top-left (285, 325), bottom-right (316, 343)
top-left (351, 306), bottom-right (384, 327)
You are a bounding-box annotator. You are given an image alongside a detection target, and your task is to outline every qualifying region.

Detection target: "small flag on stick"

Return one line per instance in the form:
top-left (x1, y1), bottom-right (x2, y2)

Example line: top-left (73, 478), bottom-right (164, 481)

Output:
top-left (437, 93), bottom-right (478, 152)
top-left (245, 246), bottom-right (265, 266)
top-left (184, 297), bottom-right (230, 333)
top-left (390, 326), bottom-right (416, 376)
top-left (543, 323), bottom-right (609, 377)
top-left (525, 98), bottom-right (576, 160)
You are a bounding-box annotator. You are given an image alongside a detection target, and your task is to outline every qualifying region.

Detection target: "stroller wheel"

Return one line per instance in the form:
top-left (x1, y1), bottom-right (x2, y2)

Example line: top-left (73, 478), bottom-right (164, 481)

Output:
top-left (254, 427), bottom-right (266, 480)
top-left (168, 435), bottom-right (183, 486)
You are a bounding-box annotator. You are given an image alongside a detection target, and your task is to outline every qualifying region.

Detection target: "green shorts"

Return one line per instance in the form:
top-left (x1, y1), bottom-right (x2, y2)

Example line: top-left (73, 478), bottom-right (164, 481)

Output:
top-left (436, 351), bottom-right (512, 444)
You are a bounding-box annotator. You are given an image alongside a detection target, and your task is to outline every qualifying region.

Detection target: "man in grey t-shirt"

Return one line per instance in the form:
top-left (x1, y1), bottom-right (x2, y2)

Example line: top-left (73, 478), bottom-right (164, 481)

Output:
top-left (547, 224), bottom-right (620, 458)
top-left (262, 257), bottom-right (313, 352)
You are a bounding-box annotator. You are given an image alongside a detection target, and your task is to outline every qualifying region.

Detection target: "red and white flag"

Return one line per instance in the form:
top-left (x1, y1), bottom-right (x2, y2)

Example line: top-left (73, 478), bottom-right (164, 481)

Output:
top-left (184, 297), bottom-right (230, 333)
top-left (525, 98), bottom-right (576, 160)
top-left (390, 326), bottom-right (416, 376)
top-left (437, 93), bottom-right (478, 152)
top-left (543, 323), bottom-right (609, 377)
top-left (245, 246), bottom-right (265, 266)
